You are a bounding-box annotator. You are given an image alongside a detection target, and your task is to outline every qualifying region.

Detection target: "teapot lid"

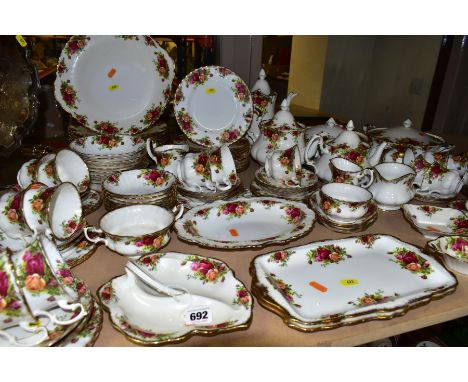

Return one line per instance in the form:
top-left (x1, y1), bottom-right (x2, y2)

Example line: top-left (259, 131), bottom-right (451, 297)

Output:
top-left (272, 92), bottom-right (297, 126)
top-left (251, 68), bottom-right (271, 95)
top-left (332, 120), bottom-right (361, 148)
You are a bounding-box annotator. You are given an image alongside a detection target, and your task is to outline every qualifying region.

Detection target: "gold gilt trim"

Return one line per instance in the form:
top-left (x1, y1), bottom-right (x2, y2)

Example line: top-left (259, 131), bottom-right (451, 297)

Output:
top-left (249, 234), bottom-right (458, 332)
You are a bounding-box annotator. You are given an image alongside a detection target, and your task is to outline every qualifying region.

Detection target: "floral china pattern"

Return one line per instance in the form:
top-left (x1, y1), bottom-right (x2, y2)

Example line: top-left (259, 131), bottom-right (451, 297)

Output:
top-left (89, 134), bottom-right (124, 150)
top-left (449, 216), bottom-right (468, 234)
top-left (137, 169), bottom-right (167, 187)
top-left (217, 201), bottom-right (252, 219)
top-left (448, 200), bottom-right (467, 212)
top-left (348, 289), bottom-right (400, 307)
top-left (192, 152), bottom-right (212, 181)
top-left (278, 147), bottom-right (297, 173)
top-left (281, 205), bottom-right (304, 224)
top-left (182, 220), bottom-right (200, 237)
top-left (186, 67), bottom-right (210, 88)
top-left (17, 242), bottom-right (62, 296)
top-left (63, 36), bottom-right (89, 59)
top-left (390, 247), bottom-right (433, 279)
top-left (445, 237), bottom-right (468, 259)
top-left (141, 104), bottom-right (165, 126)
top-left (99, 284), bottom-right (118, 303)
top-left (231, 78), bottom-right (250, 104)
top-left (268, 250), bottom-right (293, 267)
top-left (57, 58), bottom-right (67, 74)
top-left (413, 155), bottom-right (448, 183)
top-left (306, 245), bottom-right (351, 266)
top-left (261, 125), bottom-right (287, 151)
top-left (176, 109), bottom-right (195, 138)
top-left (219, 127), bottom-right (243, 145)
top-left (267, 273), bottom-right (302, 308)
top-left (153, 52), bottom-right (169, 80)
top-left (121, 235), bottom-right (164, 253)
top-left (417, 205), bottom-right (443, 217)
top-left (60, 81), bottom-right (79, 109)
top-left (29, 187), bottom-right (55, 224)
top-left (329, 143), bottom-right (367, 166)
top-left (251, 90), bottom-right (270, 117)
top-left (2, 193), bottom-right (27, 230)
top-left (0, 258), bottom-right (23, 318)
top-left (136, 253), bottom-right (163, 271)
top-left (355, 234), bottom-right (380, 249)
top-left (94, 121), bottom-right (119, 135)
top-left (233, 285), bottom-right (251, 309)
top-left (61, 214), bottom-right (80, 236)
top-left (77, 176), bottom-right (90, 193)
top-left (182, 255), bottom-right (228, 284)
top-left (209, 150), bottom-right (223, 172)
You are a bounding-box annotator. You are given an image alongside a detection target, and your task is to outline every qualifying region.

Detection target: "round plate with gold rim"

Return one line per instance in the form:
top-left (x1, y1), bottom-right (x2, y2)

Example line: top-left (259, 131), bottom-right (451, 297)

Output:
top-left (54, 35), bottom-right (174, 135)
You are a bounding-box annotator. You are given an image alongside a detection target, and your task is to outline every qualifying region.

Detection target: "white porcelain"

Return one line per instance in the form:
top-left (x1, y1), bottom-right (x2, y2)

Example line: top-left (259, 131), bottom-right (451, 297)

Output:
top-left (35, 153), bottom-right (59, 187)
top-left (70, 134), bottom-right (145, 156)
top-left (330, 157), bottom-right (374, 188)
top-left (146, 139), bottom-right (189, 177)
top-left (305, 120), bottom-right (387, 182)
top-left (251, 93), bottom-right (306, 165)
top-left (21, 183), bottom-right (54, 235)
top-left (47, 182), bottom-right (83, 241)
top-left (319, 183), bottom-right (372, 221)
top-left (0, 228), bottom-right (32, 252)
top-left (427, 235), bottom-right (468, 275)
top-left (174, 66), bottom-right (253, 147)
top-left (175, 197), bottom-right (316, 249)
top-left (251, 68), bottom-right (271, 95)
top-left (424, 151), bottom-right (467, 179)
top-left (54, 35), bottom-right (174, 134)
top-left (84, 204), bottom-right (182, 256)
top-left (54, 149), bottom-right (90, 194)
top-left (402, 204), bottom-right (467, 239)
top-left (0, 190), bottom-right (34, 239)
top-left (368, 163), bottom-right (416, 211)
top-left (209, 145), bottom-right (238, 190)
top-left (255, 167), bottom-right (318, 190)
top-left (17, 159), bottom-right (38, 189)
top-left (265, 146), bottom-right (302, 185)
top-left (253, 235), bottom-right (456, 327)
top-left (177, 152), bottom-right (216, 192)
top-left (304, 118), bottom-right (345, 142)
top-left (103, 169), bottom-right (175, 196)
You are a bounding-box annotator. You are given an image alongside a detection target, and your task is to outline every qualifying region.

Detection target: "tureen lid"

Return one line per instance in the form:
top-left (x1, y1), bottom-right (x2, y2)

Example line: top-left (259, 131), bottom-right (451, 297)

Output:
top-left (251, 68), bottom-right (271, 95)
top-left (332, 120), bottom-right (361, 148)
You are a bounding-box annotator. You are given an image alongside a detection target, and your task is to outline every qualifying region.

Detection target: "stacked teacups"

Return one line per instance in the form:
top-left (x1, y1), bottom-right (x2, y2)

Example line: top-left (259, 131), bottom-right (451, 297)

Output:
top-left (102, 169), bottom-right (177, 211)
top-left (250, 146), bottom-right (319, 201)
top-left (17, 149), bottom-right (90, 196)
top-left (0, 235), bottom-right (87, 346)
top-left (84, 204), bottom-right (182, 257)
top-left (309, 183), bottom-right (377, 233)
top-left (69, 135), bottom-right (146, 191)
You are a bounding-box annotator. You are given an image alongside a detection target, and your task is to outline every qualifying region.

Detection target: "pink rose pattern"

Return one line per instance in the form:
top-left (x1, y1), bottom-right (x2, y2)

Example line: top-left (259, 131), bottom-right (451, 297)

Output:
top-left (141, 104), bottom-right (164, 126)
top-left (232, 284), bottom-right (251, 309)
top-left (445, 237), bottom-right (468, 259)
top-left (417, 205), bottom-right (442, 217)
top-left (449, 216), bottom-right (468, 235)
top-left (0, 259), bottom-right (23, 317)
top-left (64, 36), bottom-right (89, 59)
top-left (217, 201), bottom-right (252, 220)
top-left (61, 214), bottom-right (80, 237)
top-left (306, 245), bottom-right (351, 266)
top-left (99, 284), bottom-right (118, 303)
top-left (268, 250), bottom-right (294, 267)
top-left (2, 192), bottom-right (26, 229)
top-left (186, 68), bottom-right (210, 88)
top-left (182, 255), bottom-right (227, 284)
top-left (390, 247), bottom-right (433, 279)
top-left (136, 254), bottom-right (163, 271)
top-left (137, 169), bottom-right (167, 187)
top-left (91, 134), bottom-right (123, 150)
top-left (281, 205), bottom-right (304, 224)
top-left (348, 289), bottom-right (400, 307)
top-left (153, 52), bottom-right (169, 80)
top-left (355, 234), bottom-right (380, 249)
top-left (268, 273), bottom-right (302, 308)
top-left (123, 235), bottom-right (165, 253)
top-left (176, 109), bottom-right (194, 137)
top-left (57, 58), bottom-right (67, 74)
top-left (94, 122), bottom-right (120, 135)
top-left (231, 79), bottom-right (250, 104)
top-left (251, 90), bottom-right (270, 117)
top-left (60, 81), bottom-right (79, 109)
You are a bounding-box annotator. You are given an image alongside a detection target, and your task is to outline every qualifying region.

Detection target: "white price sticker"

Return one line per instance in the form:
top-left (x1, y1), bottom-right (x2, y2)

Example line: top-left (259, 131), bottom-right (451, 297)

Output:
top-left (184, 307), bottom-right (212, 326)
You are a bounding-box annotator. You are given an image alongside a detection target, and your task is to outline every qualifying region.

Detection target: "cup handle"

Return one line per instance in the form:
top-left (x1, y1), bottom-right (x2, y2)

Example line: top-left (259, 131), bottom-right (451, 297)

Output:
top-left (172, 204), bottom-right (184, 220)
top-left (0, 323), bottom-right (48, 346)
top-left (359, 169), bottom-right (374, 188)
top-left (33, 300), bottom-right (87, 326)
top-left (146, 138), bottom-right (157, 163)
top-left (215, 181), bottom-right (232, 191)
top-left (84, 227), bottom-right (108, 245)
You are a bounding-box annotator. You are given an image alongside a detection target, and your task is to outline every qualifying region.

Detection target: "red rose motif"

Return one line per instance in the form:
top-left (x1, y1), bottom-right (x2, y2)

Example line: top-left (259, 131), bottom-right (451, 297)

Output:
top-left (23, 251), bottom-right (44, 276)
top-left (0, 272), bottom-right (9, 297)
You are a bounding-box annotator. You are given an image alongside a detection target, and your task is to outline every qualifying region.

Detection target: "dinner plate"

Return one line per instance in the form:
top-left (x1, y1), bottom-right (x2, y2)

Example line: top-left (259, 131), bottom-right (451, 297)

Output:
top-left (174, 197), bottom-right (315, 249)
top-left (174, 66), bottom-right (253, 147)
top-left (251, 235), bottom-right (457, 331)
top-left (55, 35), bottom-right (174, 135)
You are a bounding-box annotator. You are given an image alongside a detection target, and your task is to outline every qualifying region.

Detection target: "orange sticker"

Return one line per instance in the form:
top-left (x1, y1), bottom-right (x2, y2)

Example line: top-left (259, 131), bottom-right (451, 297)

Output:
top-left (229, 229), bottom-right (239, 237)
top-left (107, 68), bottom-right (117, 78)
top-left (309, 281), bottom-right (327, 293)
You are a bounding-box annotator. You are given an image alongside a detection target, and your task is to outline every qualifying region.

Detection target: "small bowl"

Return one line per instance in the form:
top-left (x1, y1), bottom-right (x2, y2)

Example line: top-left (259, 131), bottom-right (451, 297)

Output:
top-left (319, 183), bottom-right (372, 221)
top-left (84, 204), bottom-right (183, 256)
top-left (54, 149), bottom-right (90, 194)
top-left (103, 169), bottom-right (175, 197)
top-left (427, 235), bottom-right (468, 275)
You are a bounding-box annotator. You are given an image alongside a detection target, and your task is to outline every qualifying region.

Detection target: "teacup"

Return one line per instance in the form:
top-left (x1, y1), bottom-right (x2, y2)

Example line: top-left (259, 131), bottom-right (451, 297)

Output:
top-left (54, 149), bottom-right (90, 195)
top-left (0, 250), bottom-right (49, 346)
top-left (177, 152), bottom-right (216, 192)
top-left (265, 146), bottom-right (302, 185)
top-left (146, 139), bottom-right (189, 177)
top-left (209, 145), bottom-right (238, 190)
top-left (84, 204), bottom-right (183, 256)
top-left (319, 183), bottom-right (372, 220)
top-left (35, 153), bottom-right (60, 187)
top-left (0, 190), bottom-right (34, 239)
top-left (9, 236), bottom-right (86, 326)
top-left (330, 157), bottom-right (374, 188)
top-left (17, 159), bottom-right (38, 189)
top-left (21, 183), bottom-right (55, 236)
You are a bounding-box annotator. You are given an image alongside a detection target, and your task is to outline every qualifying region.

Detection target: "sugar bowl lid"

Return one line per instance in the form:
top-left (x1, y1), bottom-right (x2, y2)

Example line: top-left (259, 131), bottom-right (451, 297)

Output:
top-left (251, 68), bottom-right (271, 95)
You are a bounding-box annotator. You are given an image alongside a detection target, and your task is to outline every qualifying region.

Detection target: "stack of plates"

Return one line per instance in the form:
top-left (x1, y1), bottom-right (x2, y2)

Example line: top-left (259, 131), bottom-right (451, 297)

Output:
top-left (177, 177), bottom-right (247, 210)
top-left (69, 135), bottom-right (147, 191)
top-left (250, 167), bottom-right (319, 202)
top-left (102, 169), bottom-right (177, 211)
top-left (309, 190), bottom-right (378, 233)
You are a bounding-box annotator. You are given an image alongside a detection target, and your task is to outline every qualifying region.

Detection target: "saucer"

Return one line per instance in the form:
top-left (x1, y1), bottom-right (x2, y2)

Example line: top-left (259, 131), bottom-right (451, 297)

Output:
top-left (82, 189), bottom-right (103, 216)
top-left (59, 232), bottom-right (99, 268)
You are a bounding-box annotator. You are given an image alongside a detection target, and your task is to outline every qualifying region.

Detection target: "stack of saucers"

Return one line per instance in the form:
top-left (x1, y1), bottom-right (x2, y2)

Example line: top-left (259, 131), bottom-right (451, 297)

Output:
top-left (69, 135), bottom-right (147, 191)
top-left (250, 167), bottom-right (319, 202)
top-left (308, 185), bottom-right (378, 233)
top-left (102, 169), bottom-right (177, 211)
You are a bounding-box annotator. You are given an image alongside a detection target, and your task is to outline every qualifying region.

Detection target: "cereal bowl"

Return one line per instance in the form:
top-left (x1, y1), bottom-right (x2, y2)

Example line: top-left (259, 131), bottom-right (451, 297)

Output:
top-left (319, 183), bottom-right (372, 221)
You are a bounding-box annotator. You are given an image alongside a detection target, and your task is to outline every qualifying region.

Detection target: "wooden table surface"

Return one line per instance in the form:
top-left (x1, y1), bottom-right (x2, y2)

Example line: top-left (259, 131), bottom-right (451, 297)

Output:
top-left (72, 158), bottom-right (468, 347)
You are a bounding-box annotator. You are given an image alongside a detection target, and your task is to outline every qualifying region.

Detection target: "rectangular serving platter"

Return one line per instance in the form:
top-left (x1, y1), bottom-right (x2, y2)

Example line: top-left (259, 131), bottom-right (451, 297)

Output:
top-left (251, 234), bottom-right (457, 332)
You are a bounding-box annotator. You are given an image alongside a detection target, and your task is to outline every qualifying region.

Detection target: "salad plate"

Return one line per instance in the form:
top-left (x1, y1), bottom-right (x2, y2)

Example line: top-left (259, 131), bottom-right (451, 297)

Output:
top-left (98, 257), bottom-right (252, 346)
top-left (251, 234), bottom-right (457, 332)
top-left (427, 236), bottom-right (468, 275)
top-left (55, 35), bottom-right (174, 135)
top-left (174, 197), bottom-right (316, 249)
top-left (402, 204), bottom-right (468, 239)
top-left (174, 66), bottom-right (253, 147)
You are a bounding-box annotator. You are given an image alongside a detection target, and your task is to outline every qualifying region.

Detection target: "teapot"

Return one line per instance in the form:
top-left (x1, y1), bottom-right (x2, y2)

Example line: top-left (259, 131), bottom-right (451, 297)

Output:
top-left (251, 92), bottom-right (306, 164)
top-left (304, 118), bottom-right (345, 142)
top-left (304, 120), bottom-right (387, 182)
